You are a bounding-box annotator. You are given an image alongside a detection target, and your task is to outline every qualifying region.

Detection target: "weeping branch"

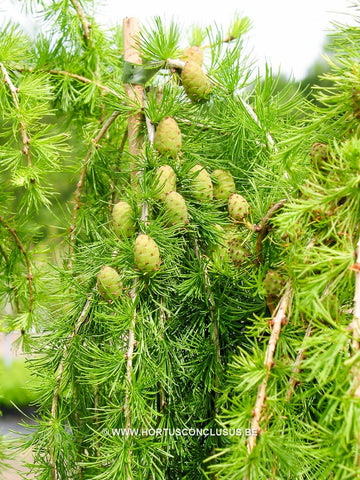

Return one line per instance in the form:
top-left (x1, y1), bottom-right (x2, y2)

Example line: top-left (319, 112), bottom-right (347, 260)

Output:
top-left (286, 322), bottom-right (312, 402)
top-left (0, 217), bottom-right (33, 314)
top-left (0, 62), bottom-right (32, 167)
top-left (247, 285), bottom-right (293, 454)
top-left (68, 110), bottom-right (120, 269)
top-left (50, 295), bottom-right (93, 480)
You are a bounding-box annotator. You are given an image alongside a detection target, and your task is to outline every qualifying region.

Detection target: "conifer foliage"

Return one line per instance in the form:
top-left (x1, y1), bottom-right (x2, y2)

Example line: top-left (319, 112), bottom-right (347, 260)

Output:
top-left (1, 1), bottom-right (360, 479)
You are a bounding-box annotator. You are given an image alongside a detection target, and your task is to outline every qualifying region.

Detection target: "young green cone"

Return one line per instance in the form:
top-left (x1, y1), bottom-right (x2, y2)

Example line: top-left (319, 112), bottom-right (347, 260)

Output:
top-left (181, 60), bottom-right (212, 102)
top-left (180, 46), bottom-right (204, 66)
top-left (310, 142), bottom-right (329, 170)
top-left (164, 191), bottom-right (188, 227)
top-left (154, 117), bottom-right (182, 157)
top-left (97, 266), bottom-right (123, 299)
top-left (212, 169), bottom-right (236, 200)
top-left (189, 164), bottom-right (213, 201)
top-left (228, 193), bottom-right (250, 220)
top-left (112, 201), bottom-right (135, 237)
top-left (263, 270), bottom-right (285, 297)
top-left (154, 165), bottom-right (177, 200)
top-left (227, 234), bottom-right (248, 266)
top-left (133, 234), bottom-right (161, 272)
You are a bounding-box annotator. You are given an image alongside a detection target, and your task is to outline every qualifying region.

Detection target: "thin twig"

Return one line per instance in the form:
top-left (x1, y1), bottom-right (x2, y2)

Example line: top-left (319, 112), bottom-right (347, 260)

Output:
top-left (15, 67), bottom-right (119, 97)
top-left (254, 200), bottom-right (287, 266)
top-left (239, 98), bottom-right (276, 150)
top-left (70, 0), bottom-right (92, 46)
top-left (167, 58), bottom-right (185, 70)
top-left (50, 295), bottom-right (93, 480)
top-left (203, 35), bottom-right (238, 50)
top-left (0, 62), bottom-right (32, 167)
top-left (286, 322), bottom-right (312, 402)
top-left (194, 237), bottom-right (221, 411)
top-left (68, 110), bottom-right (120, 269)
top-left (247, 286), bottom-right (293, 454)
top-left (0, 217), bottom-right (33, 313)
top-left (0, 243), bottom-right (8, 264)
top-left (94, 383), bottom-right (101, 457)
top-left (205, 266), bottom-right (221, 412)
top-left (49, 70), bottom-right (118, 96)
top-left (125, 286), bottom-right (137, 431)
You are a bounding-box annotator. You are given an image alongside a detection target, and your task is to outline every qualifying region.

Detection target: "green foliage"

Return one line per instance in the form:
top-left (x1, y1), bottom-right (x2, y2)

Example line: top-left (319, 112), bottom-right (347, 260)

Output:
top-left (2, 1), bottom-right (360, 479)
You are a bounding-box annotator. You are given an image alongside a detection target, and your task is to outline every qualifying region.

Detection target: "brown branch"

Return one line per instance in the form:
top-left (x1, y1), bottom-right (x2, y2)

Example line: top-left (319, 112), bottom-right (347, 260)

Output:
top-left (50, 295), bottom-right (93, 479)
top-left (247, 285), bottom-right (293, 454)
top-left (68, 110), bottom-right (120, 269)
top-left (349, 236), bottom-right (360, 396)
top-left (255, 200), bottom-right (287, 266)
top-left (123, 18), bottom-right (143, 479)
top-left (0, 62), bottom-right (32, 167)
top-left (0, 217), bottom-right (33, 314)
top-left (70, 0), bottom-right (92, 46)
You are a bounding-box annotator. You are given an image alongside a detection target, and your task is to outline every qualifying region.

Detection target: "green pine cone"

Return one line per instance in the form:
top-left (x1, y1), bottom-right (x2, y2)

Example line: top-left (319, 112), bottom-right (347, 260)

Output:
top-left (189, 164), bottom-right (213, 201)
top-left (134, 234), bottom-right (161, 272)
top-left (227, 233), bottom-right (248, 267)
top-left (228, 193), bottom-right (250, 220)
top-left (180, 46), bottom-right (203, 66)
top-left (154, 165), bottom-right (177, 200)
top-left (112, 201), bottom-right (135, 237)
top-left (263, 270), bottom-right (285, 297)
top-left (164, 191), bottom-right (188, 227)
top-left (97, 266), bottom-right (123, 299)
top-left (181, 61), bottom-right (212, 102)
top-left (212, 169), bottom-right (236, 200)
top-left (310, 142), bottom-right (329, 170)
top-left (154, 117), bottom-right (182, 157)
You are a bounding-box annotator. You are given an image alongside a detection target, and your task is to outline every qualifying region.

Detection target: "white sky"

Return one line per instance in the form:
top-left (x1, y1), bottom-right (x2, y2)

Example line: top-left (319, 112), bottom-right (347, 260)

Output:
top-left (1, 0), bottom-right (355, 79)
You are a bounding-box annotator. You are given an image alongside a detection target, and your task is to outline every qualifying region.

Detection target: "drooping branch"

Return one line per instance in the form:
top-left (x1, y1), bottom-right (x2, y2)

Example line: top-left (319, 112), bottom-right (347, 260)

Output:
top-left (254, 200), bottom-right (287, 266)
top-left (286, 322), bottom-right (312, 402)
top-left (0, 217), bottom-right (33, 314)
top-left (204, 264), bottom-right (221, 412)
top-left (68, 110), bottom-right (120, 269)
top-left (0, 62), bottom-right (32, 167)
top-left (50, 295), bottom-right (93, 479)
top-left (70, 0), bottom-right (92, 46)
top-left (247, 286), bottom-right (293, 454)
